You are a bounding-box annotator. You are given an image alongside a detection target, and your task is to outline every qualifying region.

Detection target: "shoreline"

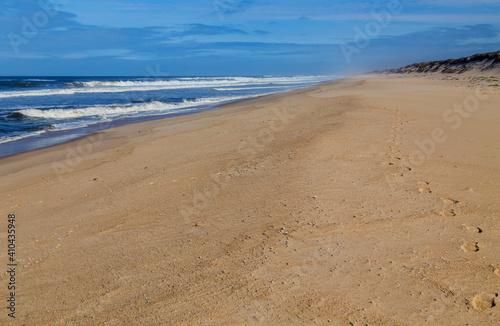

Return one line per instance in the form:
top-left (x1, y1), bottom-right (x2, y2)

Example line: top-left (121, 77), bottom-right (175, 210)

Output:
top-left (0, 80), bottom-right (334, 182)
top-left (1, 74), bottom-right (499, 325)
top-left (0, 81), bottom-right (331, 159)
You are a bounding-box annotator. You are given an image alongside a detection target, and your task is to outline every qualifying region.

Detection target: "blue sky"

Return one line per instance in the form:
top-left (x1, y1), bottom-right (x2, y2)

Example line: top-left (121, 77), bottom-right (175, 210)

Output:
top-left (1, 0), bottom-right (499, 76)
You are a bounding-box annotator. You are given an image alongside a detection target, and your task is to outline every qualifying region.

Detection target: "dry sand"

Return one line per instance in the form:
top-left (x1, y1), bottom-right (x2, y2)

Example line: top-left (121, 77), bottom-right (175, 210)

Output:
top-left (0, 74), bottom-right (499, 325)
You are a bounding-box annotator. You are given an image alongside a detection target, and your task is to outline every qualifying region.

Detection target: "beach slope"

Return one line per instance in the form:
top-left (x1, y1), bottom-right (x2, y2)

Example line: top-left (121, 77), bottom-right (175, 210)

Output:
top-left (1, 74), bottom-right (499, 325)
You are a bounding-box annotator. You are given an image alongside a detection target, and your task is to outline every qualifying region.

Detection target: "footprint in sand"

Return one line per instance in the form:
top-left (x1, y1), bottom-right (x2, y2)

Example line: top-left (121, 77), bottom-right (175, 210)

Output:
top-left (439, 209), bottom-right (456, 217)
top-left (461, 241), bottom-right (479, 252)
top-left (462, 224), bottom-right (482, 233)
top-left (492, 264), bottom-right (500, 278)
top-left (472, 292), bottom-right (498, 309)
top-left (418, 187), bottom-right (432, 194)
top-left (441, 197), bottom-right (460, 205)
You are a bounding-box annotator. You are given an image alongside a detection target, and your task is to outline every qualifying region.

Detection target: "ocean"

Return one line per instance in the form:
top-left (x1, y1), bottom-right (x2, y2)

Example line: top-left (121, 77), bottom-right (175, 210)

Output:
top-left (0, 75), bottom-right (331, 158)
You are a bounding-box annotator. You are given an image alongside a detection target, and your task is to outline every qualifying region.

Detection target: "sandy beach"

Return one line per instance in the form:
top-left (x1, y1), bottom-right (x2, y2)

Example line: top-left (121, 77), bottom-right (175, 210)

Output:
top-left (1, 74), bottom-right (499, 325)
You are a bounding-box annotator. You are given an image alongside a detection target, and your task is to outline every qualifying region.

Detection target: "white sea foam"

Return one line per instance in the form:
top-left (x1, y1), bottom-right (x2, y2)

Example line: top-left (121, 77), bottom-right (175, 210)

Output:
top-left (0, 88), bottom-right (79, 98)
top-left (0, 76), bottom-right (330, 99)
top-left (25, 79), bottom-right (56, 82)
top-left (51, 120), bottom-right (106, 131)
top-left (1, 96), bottom-right (246, 144)
top-left (16, 96), bottom-right (245, 120)
top-left (214, 86), bottom-right (279, 91)
top-left (72, 76), bottom-right (326, 88)
top-left (0, 130), bottom-right (46, 144)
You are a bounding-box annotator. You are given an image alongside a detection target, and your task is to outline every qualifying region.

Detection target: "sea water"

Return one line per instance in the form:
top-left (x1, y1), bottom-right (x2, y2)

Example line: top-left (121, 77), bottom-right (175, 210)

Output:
top-left (0, 75), bottom-right (331, 157)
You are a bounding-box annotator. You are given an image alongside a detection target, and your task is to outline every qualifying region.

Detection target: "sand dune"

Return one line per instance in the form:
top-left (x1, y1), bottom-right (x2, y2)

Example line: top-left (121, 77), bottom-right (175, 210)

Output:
top-left (1, 74), bottom-right (499, 325)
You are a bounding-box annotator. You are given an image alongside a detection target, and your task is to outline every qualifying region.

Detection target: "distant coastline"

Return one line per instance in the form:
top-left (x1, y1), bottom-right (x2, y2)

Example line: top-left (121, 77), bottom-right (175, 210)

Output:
top-left (374, 50), bottom-right (500, 74)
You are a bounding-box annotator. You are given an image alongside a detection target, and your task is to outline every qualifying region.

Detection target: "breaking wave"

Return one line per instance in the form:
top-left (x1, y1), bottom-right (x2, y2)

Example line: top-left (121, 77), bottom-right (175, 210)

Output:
top-left (0, 76), bottom-right (329, 99)
top-left (13, 97), bottom-right (246, 120)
